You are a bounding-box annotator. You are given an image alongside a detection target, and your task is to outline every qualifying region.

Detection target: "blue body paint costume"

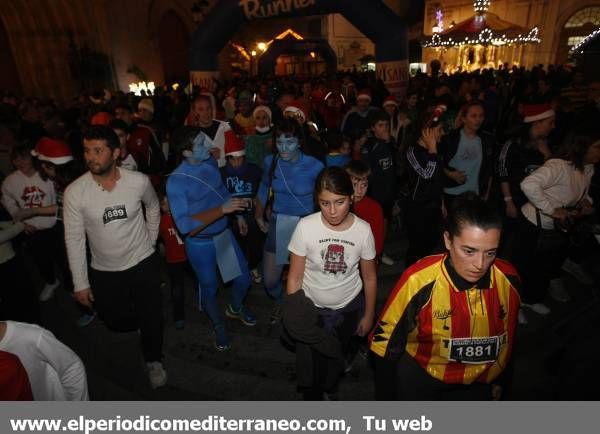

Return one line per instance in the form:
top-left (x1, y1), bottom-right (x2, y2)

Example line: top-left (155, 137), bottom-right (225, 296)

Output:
top-left (166, 158), bottom-right (250, 329)
top-left (258, 152), bottom-right (324, 303)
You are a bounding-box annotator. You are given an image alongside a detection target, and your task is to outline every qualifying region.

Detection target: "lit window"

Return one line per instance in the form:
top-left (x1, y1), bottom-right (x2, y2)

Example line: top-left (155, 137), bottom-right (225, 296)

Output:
top-left (564, 7), bottom-right (600, 28)
top-left (567, 36), bottom-right (585, 46)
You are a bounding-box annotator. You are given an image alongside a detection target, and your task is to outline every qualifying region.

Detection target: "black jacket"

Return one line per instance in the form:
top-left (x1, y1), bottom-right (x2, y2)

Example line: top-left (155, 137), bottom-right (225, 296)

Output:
top-left (405, 143), bottom-right (444, 207)
top-left (439, 128), bottom-right (495, 197)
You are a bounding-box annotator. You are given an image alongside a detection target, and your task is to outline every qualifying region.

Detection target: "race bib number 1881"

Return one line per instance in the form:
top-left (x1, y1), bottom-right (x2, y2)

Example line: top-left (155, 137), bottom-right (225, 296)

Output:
top-left (448, 336), bottom-right (500, 364)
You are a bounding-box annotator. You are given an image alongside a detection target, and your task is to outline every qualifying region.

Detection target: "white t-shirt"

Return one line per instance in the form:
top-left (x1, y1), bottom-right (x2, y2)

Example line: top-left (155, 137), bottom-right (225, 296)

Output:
top-left (288, 212), bottom-right (376, 309)
top-left (0, 321), bottom-right (88, 401)
top-left (1, 170), bottom-right (56, 229)
top-left (120, 154), bottom-right (138, 171)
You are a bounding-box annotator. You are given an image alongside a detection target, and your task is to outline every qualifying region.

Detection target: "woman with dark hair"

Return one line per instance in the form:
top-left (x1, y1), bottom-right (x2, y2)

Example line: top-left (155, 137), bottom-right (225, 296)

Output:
top-left (440, 100), bottom-right (495, 207)
top-left (255, 117), bottom-right (324, 324)
top-left (496, 104), bottom-right (555, 260)
top-left (514, 127), bottom-right (599, 322)
top-left (403, 105), bottom-right (446, 266)
top-left (284, 166), bottom-right (377, 400)
top-left (370, 193), bottom-right (521, 400)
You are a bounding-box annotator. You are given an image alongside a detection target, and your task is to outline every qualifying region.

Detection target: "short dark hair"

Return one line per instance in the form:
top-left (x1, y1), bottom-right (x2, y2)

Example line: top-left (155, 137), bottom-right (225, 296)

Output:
top-left (273, 117), bottom-right (305, 146)
top-left (459, 100), bottom-right (485, 119)
top-left (368, 109), bottom-right (390, 127)
top-left (324, 129), bottom-right (343, 152)
top-left (445, 193), bottom-right (502, 239)
top-left (171, 126), bottom-right (203, 155)
top-left (315, 166), bottom-right (354, 198)
top-left (10, 144), bottom-right (31, 162)
top-left (83, 125), bottom-right (120, 150)
top-left (109, 119), bottom-right (130, 134)
top-left (114, 103), bottom-right (132, 113)
top-left (345, 160), bottom-right (371, 179)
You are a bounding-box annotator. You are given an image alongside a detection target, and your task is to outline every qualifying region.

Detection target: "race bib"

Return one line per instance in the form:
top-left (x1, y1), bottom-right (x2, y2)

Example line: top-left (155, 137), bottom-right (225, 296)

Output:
top-left (448, 335), bottom-right (501, 364)
top-left (103, 205), bottom-right (128, 224)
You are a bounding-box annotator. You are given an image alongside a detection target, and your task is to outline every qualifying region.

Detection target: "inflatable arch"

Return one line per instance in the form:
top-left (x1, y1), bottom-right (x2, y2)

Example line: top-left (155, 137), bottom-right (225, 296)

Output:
top-left (189, 0), bottom-right (409, 96)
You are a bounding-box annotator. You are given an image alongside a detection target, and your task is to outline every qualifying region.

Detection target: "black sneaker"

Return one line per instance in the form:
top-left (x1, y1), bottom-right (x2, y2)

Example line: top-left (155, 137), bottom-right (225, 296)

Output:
top-left (269, 305), bottom-right (282, 325)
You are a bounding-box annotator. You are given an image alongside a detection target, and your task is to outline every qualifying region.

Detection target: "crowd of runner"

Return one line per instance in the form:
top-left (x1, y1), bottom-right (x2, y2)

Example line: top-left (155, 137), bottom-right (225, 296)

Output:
top-left (1, 62), bottom-right (599, 400)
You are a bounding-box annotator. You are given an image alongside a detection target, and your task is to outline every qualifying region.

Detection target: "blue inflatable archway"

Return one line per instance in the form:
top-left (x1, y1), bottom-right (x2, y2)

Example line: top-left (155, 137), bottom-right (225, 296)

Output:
top-left (189, 0), bottom-right (409, 96)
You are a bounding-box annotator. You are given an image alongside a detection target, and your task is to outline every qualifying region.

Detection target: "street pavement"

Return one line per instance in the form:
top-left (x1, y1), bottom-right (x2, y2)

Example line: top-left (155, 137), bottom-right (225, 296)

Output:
top-left (36, 231), bottom-right (600, 401)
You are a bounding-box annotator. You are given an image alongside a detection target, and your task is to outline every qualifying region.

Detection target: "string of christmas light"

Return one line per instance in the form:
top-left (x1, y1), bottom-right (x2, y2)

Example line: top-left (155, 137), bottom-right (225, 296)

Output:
top-left (423, 27), bottom-right (541, 48)
top-left (569, 27), bottom-right (600, 54)
top-left (474, 0), bottom-right (491, 14)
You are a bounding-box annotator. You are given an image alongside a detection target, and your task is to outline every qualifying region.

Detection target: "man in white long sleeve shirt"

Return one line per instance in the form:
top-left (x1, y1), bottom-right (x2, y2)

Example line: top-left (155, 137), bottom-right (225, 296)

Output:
top-left (0, 321), bottom-right (88, 400)
top-left (63, 125), bottom-right (166, 389)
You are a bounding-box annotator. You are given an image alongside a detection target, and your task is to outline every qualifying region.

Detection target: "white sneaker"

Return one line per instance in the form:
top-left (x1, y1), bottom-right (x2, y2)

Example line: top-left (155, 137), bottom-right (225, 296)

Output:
top-left (524, 302), bottom-right (551, 315)
top-left (548, 278), bottom-right (571, 303)
top-left (39, 280), bottom-right (59, 301)
top-left (381, 254), bottom-right (395, 266)
top-left (561, 259), bottom-right (594, 286)
top-left (250, 268), bottom-right (262, 284)
top-left (147, 362), bottom-right (167, 389)
top-left (518, 309), bottom-right (528, 325)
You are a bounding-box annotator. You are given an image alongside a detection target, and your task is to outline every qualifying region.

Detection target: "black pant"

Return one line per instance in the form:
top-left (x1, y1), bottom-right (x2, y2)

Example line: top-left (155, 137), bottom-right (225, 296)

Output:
top-left (25, 226), bottom-right (57, 285)
top-left (404, 203), bottom-right (443, 267)
top-left (374, 353), bottom-right (492, 400)
top-left (512, 216), bottom-right (569, 304)
top-left (302, 295), bottom-right (363, 400)
top-left (0, 255), bottom-right (40, 324)
top-left (89, 252), bottom-right (163, 362)
top-left (166, 261), bottom-right (187, 322)
top-left (231, 216), bottom-right (264, 270)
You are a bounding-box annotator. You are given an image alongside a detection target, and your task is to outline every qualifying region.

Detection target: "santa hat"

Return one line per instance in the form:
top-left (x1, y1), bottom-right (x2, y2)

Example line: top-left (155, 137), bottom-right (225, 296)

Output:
top-left (383, 96), bottom-right (398, 107)
top-left (356, 89), bottom-right (372, 101)
top-left (91, 111), bottom-right (113, 126)
top-left (284, 102), bottom-right (307, 123)
top-left (253, 105), bottom-right (272, 120)
top-left (522, 104), bottom-right (554, 123)
top-left (138, 98), bottom-right (154, 114)
top-left (31, 137), bottom-right (73, 165)
top-left (224, 130), bottom-right (245, 157)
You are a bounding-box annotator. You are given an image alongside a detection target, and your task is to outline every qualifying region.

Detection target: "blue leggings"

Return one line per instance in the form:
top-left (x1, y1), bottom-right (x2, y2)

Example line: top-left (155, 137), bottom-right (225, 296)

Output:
top-left (185, 232), bottom-right (251, 328)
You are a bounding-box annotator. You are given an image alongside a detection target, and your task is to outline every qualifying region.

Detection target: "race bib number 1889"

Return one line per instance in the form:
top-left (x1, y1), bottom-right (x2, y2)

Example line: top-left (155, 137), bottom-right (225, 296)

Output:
top-left (448, 336), bottom-right (500, 364)
top-left (103, 204), bottom-right (128, 224)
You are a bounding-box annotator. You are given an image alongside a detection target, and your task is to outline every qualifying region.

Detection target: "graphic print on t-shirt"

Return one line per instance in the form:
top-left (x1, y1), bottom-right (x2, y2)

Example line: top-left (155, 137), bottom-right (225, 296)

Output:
top-left (102, 204), bottom-right (128, 224)
top-left (21, 186), bottom-right (46, 208)
top-left (322, 243), bottom-right (348, 275)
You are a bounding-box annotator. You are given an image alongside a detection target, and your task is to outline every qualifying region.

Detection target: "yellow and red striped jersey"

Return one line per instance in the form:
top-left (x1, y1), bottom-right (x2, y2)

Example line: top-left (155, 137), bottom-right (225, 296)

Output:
top-left (369, 253), bottom-right (520, 385)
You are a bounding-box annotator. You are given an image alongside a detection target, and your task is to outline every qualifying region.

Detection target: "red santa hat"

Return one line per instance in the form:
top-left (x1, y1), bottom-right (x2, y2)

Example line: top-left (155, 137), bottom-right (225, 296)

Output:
top-left (382, 96), bottom-right (398, 107)
top-left (91, 111), bottom-right (113, 126)
top-left (356, 89), bottom-right (372, 101)
top-left (522, 103), bottom-right (555, 123)
top-left (31, 137), bottom-right (73, 165)
top-left (224, 130), bottom-right (245, 157)
top-left (284, 102), bottom-right (307, 123)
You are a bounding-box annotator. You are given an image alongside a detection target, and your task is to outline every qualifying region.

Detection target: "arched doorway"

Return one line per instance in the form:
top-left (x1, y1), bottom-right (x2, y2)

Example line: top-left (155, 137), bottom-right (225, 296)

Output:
top-left (158, 10), bottom-right (189, 85)
top-left (0, 18), bottom-right (22, 95)
top-left (556, 6), bottom-right (600, 64)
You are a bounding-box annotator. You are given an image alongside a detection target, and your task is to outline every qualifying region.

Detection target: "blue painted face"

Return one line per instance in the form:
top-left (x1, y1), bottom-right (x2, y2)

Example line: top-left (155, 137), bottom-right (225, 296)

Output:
top-left (185, 132), bottom-right (211, 163)
top-left (276, 134), bottom-right (300, 161)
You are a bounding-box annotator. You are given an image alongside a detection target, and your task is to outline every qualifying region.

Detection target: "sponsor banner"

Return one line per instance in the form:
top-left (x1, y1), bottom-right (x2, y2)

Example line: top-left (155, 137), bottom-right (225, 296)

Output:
top-left (376, 60), bottom-right (409, 99)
